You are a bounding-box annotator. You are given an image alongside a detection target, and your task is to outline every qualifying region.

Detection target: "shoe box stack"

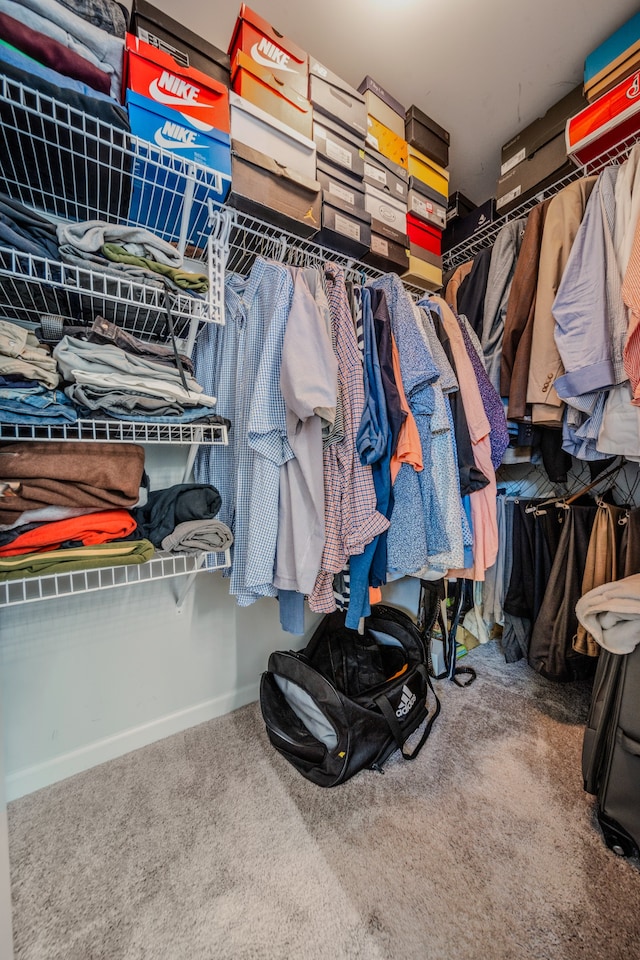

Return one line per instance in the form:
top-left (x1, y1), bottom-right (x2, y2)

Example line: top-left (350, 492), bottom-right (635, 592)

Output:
top-left (566, 11), bottom-right (640, 167)
top-left (494, 84), bottom-right (587, 217)
top-left (226, 4), bottom-right (322, 237)
top-left (442, 194), bottom-right (496, 254)
top-left (403, 99), bottom-right (450, 290)
top-left (124, 0), bottom-right (232, 235)
top-left (308, 59), bottom-right (370, 257)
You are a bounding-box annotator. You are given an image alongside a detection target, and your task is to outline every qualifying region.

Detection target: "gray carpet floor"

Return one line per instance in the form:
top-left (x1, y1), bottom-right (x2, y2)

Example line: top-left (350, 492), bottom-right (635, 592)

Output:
top-left (7, 641), bottom-right (640, 960)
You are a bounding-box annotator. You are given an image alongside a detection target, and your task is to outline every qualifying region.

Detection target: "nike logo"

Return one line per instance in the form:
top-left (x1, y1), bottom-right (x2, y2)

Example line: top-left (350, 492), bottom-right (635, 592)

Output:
top-left (250, 38), bottom-right (296, 72)
top-left (154, 120), bottom-right (198, 150)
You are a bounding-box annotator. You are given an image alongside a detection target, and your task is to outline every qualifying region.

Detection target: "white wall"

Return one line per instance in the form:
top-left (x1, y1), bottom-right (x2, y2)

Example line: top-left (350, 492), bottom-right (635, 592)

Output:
top-left (0, 444), bottom-right (319, 803)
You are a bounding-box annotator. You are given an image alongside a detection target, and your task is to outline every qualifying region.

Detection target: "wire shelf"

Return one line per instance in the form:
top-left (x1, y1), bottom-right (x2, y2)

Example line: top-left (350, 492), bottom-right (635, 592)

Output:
top-left (0, 75), bottom-right (230, 254)
top-left (0, 419), bottom-right (228, 444)
top-left (0, 246), bottom-right (215, 342)
top-left (210, 203), bottom-right (433, 299)
top-left (443, 129), bottom-right (640, 271)
top-left (0, 548), bottom-right (231, 608)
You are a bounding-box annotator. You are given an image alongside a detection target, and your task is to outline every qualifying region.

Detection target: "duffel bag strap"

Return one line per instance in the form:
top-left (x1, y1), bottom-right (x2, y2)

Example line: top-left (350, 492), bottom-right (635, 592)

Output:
top-left (374, 665), bottom-right (441, 762)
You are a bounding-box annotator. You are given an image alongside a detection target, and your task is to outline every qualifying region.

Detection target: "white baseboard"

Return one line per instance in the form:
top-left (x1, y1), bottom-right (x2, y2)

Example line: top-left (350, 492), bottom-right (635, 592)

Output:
top-left (5, 683), bottom-right (260, 803)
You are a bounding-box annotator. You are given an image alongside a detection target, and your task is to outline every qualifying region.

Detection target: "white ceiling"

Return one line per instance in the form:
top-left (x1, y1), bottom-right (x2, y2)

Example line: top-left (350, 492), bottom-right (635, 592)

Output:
top-left (146, 0), bottom-right (640, 204)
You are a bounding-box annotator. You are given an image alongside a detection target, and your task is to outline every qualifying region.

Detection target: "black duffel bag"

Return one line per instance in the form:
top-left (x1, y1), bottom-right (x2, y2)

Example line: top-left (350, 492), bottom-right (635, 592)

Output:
top-left (259, 603), bottom-right (441, 787)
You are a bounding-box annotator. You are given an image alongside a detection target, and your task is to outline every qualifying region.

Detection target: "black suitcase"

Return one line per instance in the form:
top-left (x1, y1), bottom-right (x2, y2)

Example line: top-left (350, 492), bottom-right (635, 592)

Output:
top-left (582, 643), bottom-right (640, 858)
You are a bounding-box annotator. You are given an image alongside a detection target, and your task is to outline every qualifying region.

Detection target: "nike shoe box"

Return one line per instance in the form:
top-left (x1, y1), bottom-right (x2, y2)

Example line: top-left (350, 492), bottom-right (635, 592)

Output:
top-left (227, 140), bottom-right (321, 238)
top-left (567, 70), bottom-right (640, 166)
top-left (313, 115), bottom-right (365, 179)
top-left (407, 145), bottom-right (449, 198)
top-left (363, 225), bottom-right (409, 275)
top-left (407, 177), bottom-right (447, 230)
top-left (366, 115), bottom-right (408, 169)
top-left (315, 158), bottom-right (365, 214)
top-left (497, 131), bottom-right (572, 214)
top-left (363, 182), bottom-right (407, 236)
top-left (230, 92), bottom-right (316, 180)
top-left (446, 191), bottom-right (475, 223)
top-left (442, 198), bottom-right (496, 252)
top-left (402, 253), bottom-right (442, 291)
top-left (129, 0), bottom-right (230, 86)
top-left (315, 195), bottom-right (371, 258)
top-left (500, 85), bottom-right (586, 176)
top-left (405, 104), bottom-right (449, 169)
top-left (308, 57), bottom-right (367, 139)
top-left (231, 50), bottom-right (312, 140)
top-left (124, 35), bottom-right (230, 134)
top-left (406, 212), bottom-right (442, 257)
top-left (363, 149), bottom-right (408, 203)
top-left (584, 11), bottom-right (640, 101)
top-left (125, 89), bottom-right (231, 244)
top-left (358, 76), bottom-right (406, 138)
top-left (228, 3), bottom-right (308, 96)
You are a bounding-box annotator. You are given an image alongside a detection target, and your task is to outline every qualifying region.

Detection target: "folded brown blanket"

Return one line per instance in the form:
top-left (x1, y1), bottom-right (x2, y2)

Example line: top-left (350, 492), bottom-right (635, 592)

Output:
top-left (0, 441), bottom-right (145, 522)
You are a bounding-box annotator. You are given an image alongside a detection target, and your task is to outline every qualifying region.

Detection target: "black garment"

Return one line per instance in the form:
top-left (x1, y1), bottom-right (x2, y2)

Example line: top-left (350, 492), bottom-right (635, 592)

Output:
top-left (502, 499), bottom-right (565, 661)
top-left (430, 307), bottom-right (490, 497)
top-left (456, 246), bottom-right (493, 337)
top-left (540, 427), bottom-right (572, 484)
top-left (0, 57), bottom-right (131, 223)
top-left (528, 502), bottom-right (599, 682)
top-left (620, 507), bottom-right (640, 577)
top-left (370, 287), bottom-right (405, 457)
top-left (131, 484), bottom-right (222, 547)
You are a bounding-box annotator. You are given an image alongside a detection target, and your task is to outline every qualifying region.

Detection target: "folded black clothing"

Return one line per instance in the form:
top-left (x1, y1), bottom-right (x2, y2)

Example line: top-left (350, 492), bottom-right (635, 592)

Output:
top-left (0, 193), bottom-right (59, 260)
top-left (131, 483), bottom-right (222, 547)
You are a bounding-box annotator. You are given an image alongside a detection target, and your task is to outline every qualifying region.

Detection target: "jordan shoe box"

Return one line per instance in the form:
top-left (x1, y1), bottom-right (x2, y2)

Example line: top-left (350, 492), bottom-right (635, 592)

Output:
top-left (228, 3), bottom-right (308, 96)
top-left (124, 34), bottom-right (230, 134)
top-left (309, 56), bottom-right (367, 139)
top-left (129, 0), bottom-right (230, 86)
top-left (230, 49), bottom-right (312, 140)
top-left (228, 140), bottom-right (321, 238)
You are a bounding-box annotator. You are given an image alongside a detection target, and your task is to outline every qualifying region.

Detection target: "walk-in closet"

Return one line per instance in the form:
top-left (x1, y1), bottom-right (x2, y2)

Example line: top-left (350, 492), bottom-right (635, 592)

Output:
top-left (1, 1), bottom-right (640, 958)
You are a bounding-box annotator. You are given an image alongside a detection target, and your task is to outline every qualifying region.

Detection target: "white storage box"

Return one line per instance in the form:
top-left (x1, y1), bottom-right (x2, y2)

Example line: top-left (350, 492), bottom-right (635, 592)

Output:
top-left (364, 182), bottom-right (407, 236)
top-left (229, 90), bottom-right (316, 180)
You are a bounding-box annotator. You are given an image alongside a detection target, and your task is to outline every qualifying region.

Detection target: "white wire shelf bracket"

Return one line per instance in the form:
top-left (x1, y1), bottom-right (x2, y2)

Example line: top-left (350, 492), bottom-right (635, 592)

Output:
top-left (0, 76), bottom-right (229, 257)
top-left (0, 548), bottom-right (231, 608)
top-left (443, 128), bottom-right (640, 272)
top-left (0, 420), bottom-right (228, 444)
top-left (0, 246), bottom-right (215, 342)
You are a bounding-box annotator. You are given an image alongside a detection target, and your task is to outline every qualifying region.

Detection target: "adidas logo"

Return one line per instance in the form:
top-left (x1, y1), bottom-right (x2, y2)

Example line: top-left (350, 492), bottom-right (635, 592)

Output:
top-left (250, 37), bottom-right (295, 72)
top-left (395, 684), bottom-right (417, 718)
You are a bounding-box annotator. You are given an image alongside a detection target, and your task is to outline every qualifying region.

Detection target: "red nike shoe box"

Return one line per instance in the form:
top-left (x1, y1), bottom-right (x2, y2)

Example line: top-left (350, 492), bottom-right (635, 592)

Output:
top-left (230, 49), bottom-right (312, 140)
top-left (124, 34), bottom-right (230, 133)
top-left (228, 4), bottom-right (309, 97)
top-left (567, 70), bottom-right (640, 166)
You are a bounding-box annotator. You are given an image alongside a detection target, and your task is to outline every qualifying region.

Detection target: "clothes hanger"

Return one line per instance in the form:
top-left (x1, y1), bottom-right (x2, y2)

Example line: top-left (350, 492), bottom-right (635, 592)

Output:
top-left (524, 458), bottom-right (624, 514)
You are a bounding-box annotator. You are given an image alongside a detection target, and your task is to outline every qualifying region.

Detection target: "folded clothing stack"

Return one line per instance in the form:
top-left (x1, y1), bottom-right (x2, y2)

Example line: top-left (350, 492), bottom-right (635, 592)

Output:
top-left (131, 483), bottom-right (233, 554)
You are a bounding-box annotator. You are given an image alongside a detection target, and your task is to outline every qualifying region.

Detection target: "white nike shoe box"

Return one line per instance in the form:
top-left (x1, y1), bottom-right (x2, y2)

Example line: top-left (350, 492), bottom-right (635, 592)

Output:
top-left (230, 91), bottom-right (316, 181)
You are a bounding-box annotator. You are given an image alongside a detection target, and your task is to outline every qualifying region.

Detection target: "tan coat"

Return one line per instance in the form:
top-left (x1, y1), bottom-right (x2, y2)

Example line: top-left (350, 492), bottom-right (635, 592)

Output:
top-left (526, 176), bottom-right (597, 426)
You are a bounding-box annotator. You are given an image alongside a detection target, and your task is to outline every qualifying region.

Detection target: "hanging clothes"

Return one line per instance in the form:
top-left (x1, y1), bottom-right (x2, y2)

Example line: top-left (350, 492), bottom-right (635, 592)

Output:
top-left (526, 176), bottom-right (598, 426)
top-left (456, 246), bottom-right (493, 337)
top-left (308, 264), bottom-right (389, 614)
top-left (480, 217), bottom-right (527, 393)
top-left (444, 260), bottom-right (473, 312)
top-left (574, 502), bottom-right (627, 656)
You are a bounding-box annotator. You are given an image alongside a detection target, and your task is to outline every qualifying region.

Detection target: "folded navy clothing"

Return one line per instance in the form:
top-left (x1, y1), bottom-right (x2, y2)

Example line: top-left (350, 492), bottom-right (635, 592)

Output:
top-left (0, 193), bottom-right (60, 260)
top-left (131, 484), bottom-right (223, 547)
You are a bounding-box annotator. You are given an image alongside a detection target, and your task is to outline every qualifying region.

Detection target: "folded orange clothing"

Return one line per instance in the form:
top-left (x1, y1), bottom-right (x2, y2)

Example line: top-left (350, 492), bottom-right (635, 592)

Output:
top-left (0, 510), bottom-right (137, 556)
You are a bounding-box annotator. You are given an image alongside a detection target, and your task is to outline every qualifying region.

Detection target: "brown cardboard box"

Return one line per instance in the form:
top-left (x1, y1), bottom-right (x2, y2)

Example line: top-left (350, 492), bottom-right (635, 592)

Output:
top-left (496, 132), bottom-right (571, 214)
top-left (500, 85), bottom-right (586, 176)
top-left (363, 227), bottom-right (409, 275)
